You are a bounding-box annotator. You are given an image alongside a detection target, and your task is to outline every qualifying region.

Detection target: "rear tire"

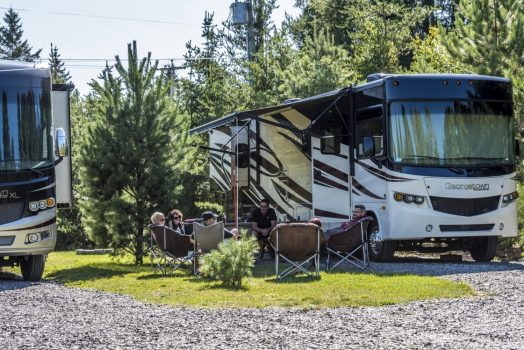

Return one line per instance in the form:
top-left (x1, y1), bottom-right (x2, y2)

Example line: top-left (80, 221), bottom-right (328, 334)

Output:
top-left (469, 236), bottom-right (498, 262)
top-left (20, 255), bottom-right (46, 281)
top-left (368, 220), bottom-right (395, 262)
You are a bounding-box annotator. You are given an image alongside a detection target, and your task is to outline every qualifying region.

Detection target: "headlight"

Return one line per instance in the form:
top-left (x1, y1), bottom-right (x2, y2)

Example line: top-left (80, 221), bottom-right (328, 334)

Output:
top-left (29, 197), bottom-right (55, 212)
top-left (47, 197), bottom-right (56, 207)
top-left (502, 191), bottom-right (518, 203)
top-left (38, 200), bottom-right (47, 210)
top-left (29, 201), bottom-right (39, 212)
top-left (393, 192), bottom-right (425, 205)
top-left (28, 233), bottom-right (40, 243)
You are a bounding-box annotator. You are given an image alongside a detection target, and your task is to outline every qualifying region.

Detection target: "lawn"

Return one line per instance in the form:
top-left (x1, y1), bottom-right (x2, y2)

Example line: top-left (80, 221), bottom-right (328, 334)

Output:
top-left (27, 252), bottom-right (475, 308)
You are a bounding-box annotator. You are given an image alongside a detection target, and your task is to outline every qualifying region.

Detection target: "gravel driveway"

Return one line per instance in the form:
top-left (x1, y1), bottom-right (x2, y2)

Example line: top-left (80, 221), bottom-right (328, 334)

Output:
top-left (1, 261), bottom-right (523, 350)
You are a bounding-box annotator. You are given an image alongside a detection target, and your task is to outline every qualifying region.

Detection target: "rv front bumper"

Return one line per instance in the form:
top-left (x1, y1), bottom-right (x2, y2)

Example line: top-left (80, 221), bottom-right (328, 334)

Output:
top-left (383, 201), bottom-right (518, 240)
top-left (0, 210), bottom-right (57, 257)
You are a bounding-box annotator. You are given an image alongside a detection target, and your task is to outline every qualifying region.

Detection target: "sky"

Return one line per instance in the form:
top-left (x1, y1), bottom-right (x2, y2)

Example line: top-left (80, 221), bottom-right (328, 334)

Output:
top-left (0, 0), bottom-right (299, 95)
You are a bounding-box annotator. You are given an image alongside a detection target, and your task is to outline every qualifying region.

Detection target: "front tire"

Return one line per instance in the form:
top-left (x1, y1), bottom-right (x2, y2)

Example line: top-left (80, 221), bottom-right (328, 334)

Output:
top-left (469, 236), bottom-right (498, 262)
top-left (20, 255), bottom-right (46, 281)
top-left (368, 221), bottom-right (395, 262)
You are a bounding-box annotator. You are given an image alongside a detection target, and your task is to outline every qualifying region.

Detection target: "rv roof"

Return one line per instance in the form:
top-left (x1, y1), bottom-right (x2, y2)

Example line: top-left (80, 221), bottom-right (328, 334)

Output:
top-left (354, 73), bottom-right (510, 91)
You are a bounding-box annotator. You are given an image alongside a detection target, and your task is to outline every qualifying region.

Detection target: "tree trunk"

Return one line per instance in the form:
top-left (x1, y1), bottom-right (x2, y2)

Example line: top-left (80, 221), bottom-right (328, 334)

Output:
top-left (135, 216), bottom-right (144, 265)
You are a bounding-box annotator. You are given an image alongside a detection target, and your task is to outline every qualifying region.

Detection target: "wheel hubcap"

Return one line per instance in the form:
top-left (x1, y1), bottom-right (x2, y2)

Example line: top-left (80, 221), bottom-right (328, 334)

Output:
top-left (369, 227), bottom-right (382, 255)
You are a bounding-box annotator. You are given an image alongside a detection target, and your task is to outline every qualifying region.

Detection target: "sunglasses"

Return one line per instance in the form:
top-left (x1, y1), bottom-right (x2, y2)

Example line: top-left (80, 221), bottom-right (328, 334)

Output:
top-left (173, 216), bottom-right (181, 220)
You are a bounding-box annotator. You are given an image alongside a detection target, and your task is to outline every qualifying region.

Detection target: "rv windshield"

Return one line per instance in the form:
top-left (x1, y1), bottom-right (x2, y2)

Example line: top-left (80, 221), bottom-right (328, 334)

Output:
top-left (389, 100), bottom-right (514, 167)
top-left (0, 86), bottom-right (53, 171)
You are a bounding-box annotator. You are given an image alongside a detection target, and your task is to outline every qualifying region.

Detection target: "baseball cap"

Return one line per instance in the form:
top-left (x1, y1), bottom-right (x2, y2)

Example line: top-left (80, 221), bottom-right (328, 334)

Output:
top-left (201, 211), bottom-right (218, 220)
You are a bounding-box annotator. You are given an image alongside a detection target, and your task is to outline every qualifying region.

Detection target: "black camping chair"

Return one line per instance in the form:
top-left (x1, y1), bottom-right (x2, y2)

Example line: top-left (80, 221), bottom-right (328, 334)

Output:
top-left (148, 224), bottom-right (195, 275)
top-left (325, 217), bottom-right (373, 271)
top-left (269, 223), bottom-right (324, 280)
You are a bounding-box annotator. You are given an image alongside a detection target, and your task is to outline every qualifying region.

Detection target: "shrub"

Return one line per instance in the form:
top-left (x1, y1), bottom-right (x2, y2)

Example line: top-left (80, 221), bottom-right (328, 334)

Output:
top-left (199, 235), bottom-right (258, 288)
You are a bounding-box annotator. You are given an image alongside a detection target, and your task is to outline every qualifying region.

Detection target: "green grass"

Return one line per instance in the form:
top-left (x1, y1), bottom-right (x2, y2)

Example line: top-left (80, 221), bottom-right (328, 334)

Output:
top-left (17, 252), bottom-right (475, 308)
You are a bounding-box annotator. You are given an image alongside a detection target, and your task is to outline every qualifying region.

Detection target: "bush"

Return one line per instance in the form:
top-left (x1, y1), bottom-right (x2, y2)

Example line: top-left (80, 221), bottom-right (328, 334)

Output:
top-left (199, 235), bottom-right (258, 288)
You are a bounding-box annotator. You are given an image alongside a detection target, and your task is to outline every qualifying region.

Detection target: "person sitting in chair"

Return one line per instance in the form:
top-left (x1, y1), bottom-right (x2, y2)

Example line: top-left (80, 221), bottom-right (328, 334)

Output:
top-left (166, 208), bottom-right (186, 235)
top-left (324, 204), bottom-right (368, 240)
top-left (251, 199), bottom-right (277, 258)
top-left (151, 212), bottom-right (167, 226)
top-left (201, 211), bottom-right (238, 239)
top-left (151, 211), bottom-right (194, 243)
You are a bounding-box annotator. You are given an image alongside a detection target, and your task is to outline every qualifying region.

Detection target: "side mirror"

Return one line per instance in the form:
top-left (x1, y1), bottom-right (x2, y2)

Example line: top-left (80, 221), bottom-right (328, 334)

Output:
top-left (55, 127), bottom-right (69, 157)
top-left (515, 138), bottom-right (521, 157)
top-left (362, 136), bottom-right (375, 157)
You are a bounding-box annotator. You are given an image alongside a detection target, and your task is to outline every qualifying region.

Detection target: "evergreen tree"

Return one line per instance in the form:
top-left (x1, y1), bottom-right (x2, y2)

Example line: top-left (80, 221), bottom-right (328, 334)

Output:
top-left (79, 41), bottom-right (187, 264)
top-left (0, 8), bottom-right (41, 61)
top-left (278, 28), bottom-right (355, 98)
top-left (48, 43), bottom-right (71, 84)
top-left (286, 0), bottom-right (429, 79)
top-left (410, 26), bottom-right (465, 73)
top-left (174, 12), bottom-right (247, 218)
top-left (441, 0), bottom-right (524, 132)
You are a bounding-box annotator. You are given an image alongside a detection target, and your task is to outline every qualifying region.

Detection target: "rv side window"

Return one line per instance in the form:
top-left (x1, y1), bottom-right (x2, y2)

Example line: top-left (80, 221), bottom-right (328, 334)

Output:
top-left (321, 128), bottom-right (341, 154)
top-left (312, 108), bottom-right (343, 154)
top-left (356, 105), bottom-right (384, 158)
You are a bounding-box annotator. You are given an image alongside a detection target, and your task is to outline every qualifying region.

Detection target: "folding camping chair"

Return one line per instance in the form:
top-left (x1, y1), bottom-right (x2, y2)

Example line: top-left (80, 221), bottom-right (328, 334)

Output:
top-left (192, 221), bottom-right (225, 274)
top-left (269, 223), bottom-right (324, 280)
top-left (325, 217), bottom-right (373, 271)
top-left (148, 224), bottom-right (195, 275)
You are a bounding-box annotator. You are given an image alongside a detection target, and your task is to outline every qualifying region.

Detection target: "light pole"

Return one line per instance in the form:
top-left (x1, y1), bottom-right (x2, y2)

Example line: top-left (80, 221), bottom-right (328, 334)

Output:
top-left (230, 0), bottom-right (255, 61)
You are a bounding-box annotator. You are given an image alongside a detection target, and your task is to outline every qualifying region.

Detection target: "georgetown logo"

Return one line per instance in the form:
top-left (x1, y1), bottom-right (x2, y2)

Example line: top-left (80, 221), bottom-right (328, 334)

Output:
top-left (0, 189), bottom-right (20, 199)
top-left (445, 183), bottom-right (490, 191)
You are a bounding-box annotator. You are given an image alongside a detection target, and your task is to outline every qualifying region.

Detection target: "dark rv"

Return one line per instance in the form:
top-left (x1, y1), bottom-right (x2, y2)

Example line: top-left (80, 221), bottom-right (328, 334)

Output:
top-left (191, 74), bottom-right (518, 262)
top-left (0, 61), bottom-right (72, 280)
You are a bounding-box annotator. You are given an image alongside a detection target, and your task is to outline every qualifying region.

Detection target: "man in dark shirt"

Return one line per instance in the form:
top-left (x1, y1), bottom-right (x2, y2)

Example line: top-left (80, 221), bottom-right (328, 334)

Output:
top-left (251, 199), bottom-right (277, 238)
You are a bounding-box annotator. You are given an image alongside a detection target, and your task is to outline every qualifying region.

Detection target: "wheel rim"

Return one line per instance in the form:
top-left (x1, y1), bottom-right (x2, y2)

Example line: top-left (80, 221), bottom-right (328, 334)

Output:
top-left (369, 226), bottom-right (382, 256)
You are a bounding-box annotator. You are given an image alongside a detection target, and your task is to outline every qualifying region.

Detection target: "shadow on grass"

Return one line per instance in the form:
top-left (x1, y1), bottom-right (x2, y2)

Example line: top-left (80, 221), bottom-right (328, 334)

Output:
top-left (136, 270), bottom-right (193, 280)
top-left (267, 274), bottom-right (321, 284)
top-left (198, 283), bottom-right (249, 291)
top-left (46, 264), bottom-right (135, 283)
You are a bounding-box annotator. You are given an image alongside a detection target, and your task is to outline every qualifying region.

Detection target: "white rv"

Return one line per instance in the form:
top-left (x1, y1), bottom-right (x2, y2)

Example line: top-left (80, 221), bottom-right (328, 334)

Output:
top-left (0, 61), bottom-right (72, 280)
top-left (191, 74), bottom-right (518, 262)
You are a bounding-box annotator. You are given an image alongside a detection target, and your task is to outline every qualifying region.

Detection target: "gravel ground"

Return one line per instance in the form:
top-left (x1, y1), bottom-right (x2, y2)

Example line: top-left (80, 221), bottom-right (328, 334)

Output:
top-left (1, 261), bottom-right (524, 350)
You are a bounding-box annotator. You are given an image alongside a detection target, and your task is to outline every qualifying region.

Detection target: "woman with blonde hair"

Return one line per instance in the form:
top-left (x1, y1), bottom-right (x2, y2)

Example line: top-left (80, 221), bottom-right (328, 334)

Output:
top-left (150, 212), bottom-right (166, 225)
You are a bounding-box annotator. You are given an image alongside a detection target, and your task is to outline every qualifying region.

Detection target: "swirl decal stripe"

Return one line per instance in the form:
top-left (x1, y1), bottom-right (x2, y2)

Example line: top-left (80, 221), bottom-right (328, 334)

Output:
top-left (356, 160), bottom-right (413, 182)
top-left (351, 178), bottom-right (383, 200)
top-left (314, 208), bottom-right (350, 219)
top-left (314, 180), bottom-right (333, 189)
top-left (314, 172), bottom-right (348, 191)
top-left (313, 159), bottom-right (348, 182)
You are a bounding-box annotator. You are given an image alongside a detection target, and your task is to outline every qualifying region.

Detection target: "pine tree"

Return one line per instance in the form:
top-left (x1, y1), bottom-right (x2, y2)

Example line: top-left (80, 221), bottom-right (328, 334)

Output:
top-left (48, 43), bottom-right (71, 84)
top-left (0, 8), bottom-right (41, 61)
top-left (441, 0), bottom-right (524, 134)
top-left (80, 41), bottom-right (188, 264)
top-left (442, 0), bottom-right (523, 77)
top-left (278, 28), bottom-right (355, 98)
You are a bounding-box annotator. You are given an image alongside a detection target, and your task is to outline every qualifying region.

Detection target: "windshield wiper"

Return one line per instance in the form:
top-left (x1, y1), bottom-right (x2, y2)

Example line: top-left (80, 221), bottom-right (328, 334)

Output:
top-left (0, 159), bottom-right (45, 176)
top-left (443, 157), bottom-right (506, 161)
top-left (402, 155), bottom-right (443, 161)
top-left (442, 157), bottom-right (509, 165)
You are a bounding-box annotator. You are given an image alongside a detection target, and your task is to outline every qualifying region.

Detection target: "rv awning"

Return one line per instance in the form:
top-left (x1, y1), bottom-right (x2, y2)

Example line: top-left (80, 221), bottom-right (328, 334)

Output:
top-left (189, 87), bottom-right (349, 135)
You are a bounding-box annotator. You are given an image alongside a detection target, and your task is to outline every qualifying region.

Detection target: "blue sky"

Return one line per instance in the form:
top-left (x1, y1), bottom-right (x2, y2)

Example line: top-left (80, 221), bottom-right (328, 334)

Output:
top-left (0, 0), bottom-right (298, 94)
